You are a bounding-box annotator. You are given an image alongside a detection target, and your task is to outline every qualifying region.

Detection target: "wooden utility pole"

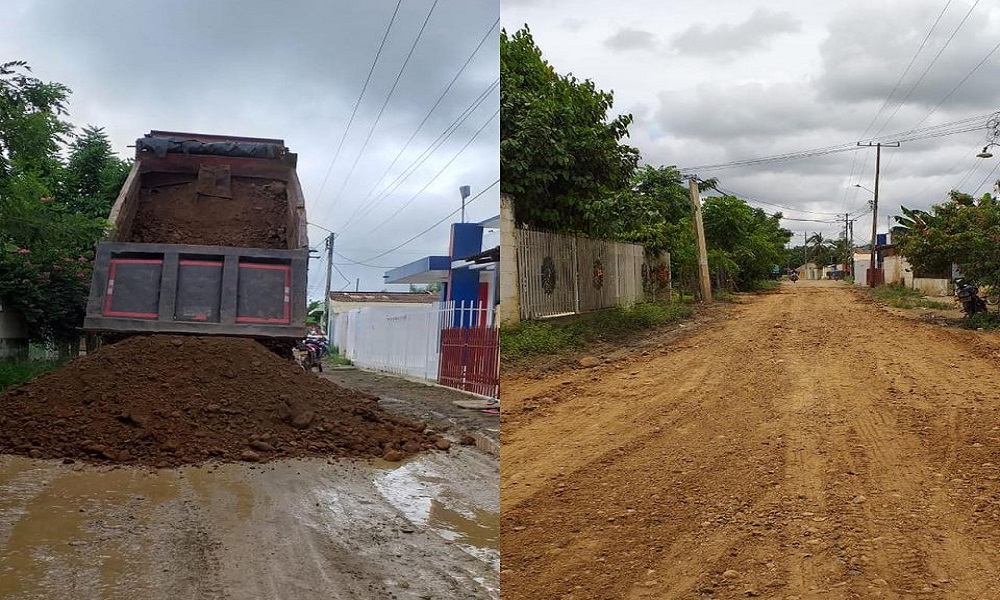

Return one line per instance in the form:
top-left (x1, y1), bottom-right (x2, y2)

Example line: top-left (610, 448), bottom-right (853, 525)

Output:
top-left (688, 178), bottom-right (713, 303)
top-left (844, 213), bottom-right (850, 271)
top-left (857, 141), bottom-right (900, 286)
top-left (322, 233), bottom-right (335, 337)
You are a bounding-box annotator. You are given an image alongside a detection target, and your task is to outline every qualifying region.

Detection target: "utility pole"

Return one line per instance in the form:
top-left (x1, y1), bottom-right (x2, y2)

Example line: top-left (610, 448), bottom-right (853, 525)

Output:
top-left (803, 231), bottom-right (807, 265)
top-left (322, 233), bottom-right (335, 338)
top-left (844, 213), bottom-right (850, 270)
top-left (688, 178), bottom-right (713, 303)
top-left (857, 141), bottom-right (900, 286)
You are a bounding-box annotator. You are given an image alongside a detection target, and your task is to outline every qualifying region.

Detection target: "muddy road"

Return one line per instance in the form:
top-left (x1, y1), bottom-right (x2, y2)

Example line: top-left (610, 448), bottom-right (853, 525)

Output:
top-left (501, 281), bottom-right (1000, 600)
top-left (0, 370), bottom-right (499, 600)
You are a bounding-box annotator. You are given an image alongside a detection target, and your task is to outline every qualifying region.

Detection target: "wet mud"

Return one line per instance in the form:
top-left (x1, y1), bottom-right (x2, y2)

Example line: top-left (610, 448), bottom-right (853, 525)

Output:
top-left (0, 450), bottom-right (498, 599)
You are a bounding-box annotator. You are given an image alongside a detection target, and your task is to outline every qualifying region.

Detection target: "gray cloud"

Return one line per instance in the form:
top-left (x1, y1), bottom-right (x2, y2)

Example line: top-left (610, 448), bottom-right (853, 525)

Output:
top-left (669, 8), bottom-right (801, 59)
top-left (605, 28), bottom-right (658, 52)
top-left (817, 2), bottom-right (1000, 116)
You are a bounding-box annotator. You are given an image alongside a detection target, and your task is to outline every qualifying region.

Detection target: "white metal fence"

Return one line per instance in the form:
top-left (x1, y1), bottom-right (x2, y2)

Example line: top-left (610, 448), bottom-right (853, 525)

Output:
top-left (515, 227), bottom-right (646, 320)
top-left (332, 301), bottom-right (495, 383)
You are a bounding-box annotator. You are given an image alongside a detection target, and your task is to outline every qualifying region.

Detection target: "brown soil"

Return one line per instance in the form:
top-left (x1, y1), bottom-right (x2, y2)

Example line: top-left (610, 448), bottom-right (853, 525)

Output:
top-left (502, 281), bottom-right (1000, 599)
top-left (129, 175), bottom-right (289, 248)
top-left (0, 336), bottom-right (440, 467)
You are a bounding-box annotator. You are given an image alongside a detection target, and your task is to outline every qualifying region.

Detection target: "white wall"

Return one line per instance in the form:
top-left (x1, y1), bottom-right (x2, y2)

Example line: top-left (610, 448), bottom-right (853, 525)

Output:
top-left (333, 304), bottom-right (443, 381)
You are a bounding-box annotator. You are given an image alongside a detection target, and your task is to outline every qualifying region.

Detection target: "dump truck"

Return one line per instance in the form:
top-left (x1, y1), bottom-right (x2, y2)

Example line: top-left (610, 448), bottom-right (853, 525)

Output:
top-left (83, 131), bottom-right (308, 343)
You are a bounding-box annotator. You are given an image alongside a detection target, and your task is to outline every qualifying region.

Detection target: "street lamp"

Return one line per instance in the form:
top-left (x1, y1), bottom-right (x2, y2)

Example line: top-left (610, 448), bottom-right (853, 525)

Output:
top-left (459, 185), bottom-right (471, 223)
top-left (978, 143), bottom-right (999, 159)
top-left (853, 183), bottom-right (875, 195)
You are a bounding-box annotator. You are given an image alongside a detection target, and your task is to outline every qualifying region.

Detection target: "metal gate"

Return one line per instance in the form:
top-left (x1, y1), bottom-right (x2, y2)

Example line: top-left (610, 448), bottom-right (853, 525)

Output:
top-left (439, 326), bottom-right (500, 399)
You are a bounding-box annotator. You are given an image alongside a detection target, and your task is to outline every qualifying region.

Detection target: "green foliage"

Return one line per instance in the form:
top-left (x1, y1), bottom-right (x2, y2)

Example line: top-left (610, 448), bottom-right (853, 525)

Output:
top-left (0, 61), bottom-right (72, 182)
top-left (750, 279), bottom-right (781, 292)
top-left (0, 358), bottom-right (63, 392)
top-left (964, 312), bottom-right (1000, 330)
top-left (701, 195), bottom-right (792, 291)
top-left (324, 345), bottom-right (353, 366)
top-left (500, 27), bottom-right (639, 233)
top-left (500, 301), bottom-right (692, 360)
top-left (869, 284), bottom-right (953, 310)
top-left (0, 61), bottom-right (126, 343)
top-left (61, 125), bottom-right (131, 219)
top-left (894, 191), bottom-right (1000, 282)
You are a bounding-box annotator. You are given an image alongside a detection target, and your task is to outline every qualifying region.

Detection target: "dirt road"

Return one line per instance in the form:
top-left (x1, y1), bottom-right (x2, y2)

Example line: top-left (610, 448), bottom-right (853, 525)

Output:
top-left (501, 281), bottom-right (1000, 600)
top-left (0, 370), bottom-right (498, 600)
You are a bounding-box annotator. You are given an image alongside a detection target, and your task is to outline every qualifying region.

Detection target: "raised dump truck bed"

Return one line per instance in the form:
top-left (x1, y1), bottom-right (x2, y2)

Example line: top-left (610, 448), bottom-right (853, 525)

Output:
top-left (84, 131), bottom-right (308, 339)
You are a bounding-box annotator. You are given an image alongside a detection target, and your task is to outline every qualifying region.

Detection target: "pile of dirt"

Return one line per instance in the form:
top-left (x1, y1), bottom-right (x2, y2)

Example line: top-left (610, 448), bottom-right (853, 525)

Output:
top-left (0, 336), bottom-right (444, 467)
top-left (129, 176), bottom-right (289, 248)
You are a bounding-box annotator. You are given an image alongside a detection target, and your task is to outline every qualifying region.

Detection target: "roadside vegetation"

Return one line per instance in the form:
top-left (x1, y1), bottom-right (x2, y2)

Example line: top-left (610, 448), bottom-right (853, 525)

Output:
top-left (325, 346), bottom-right (353, 366)
top-left (501, 29), bottom-right (791, 297)
top-left (869, 284), bottom-right (953, 310)
top-left (500, 301), bottom-right (692, 361)
top-left (964, 312), bottom-right (1000, 330)
top-left (0, 359), bottom-right (62, 392)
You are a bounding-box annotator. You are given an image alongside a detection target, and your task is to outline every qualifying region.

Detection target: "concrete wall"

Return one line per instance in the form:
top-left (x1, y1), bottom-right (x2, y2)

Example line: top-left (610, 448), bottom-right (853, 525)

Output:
top-left (912, 278), bottom-right (950, 297)
top-left (882, 255), bottom-right (914, 287)
top-left (853, 256), bottom-right (871, 285)
top-left (498, 194), bottom-right (520, 324)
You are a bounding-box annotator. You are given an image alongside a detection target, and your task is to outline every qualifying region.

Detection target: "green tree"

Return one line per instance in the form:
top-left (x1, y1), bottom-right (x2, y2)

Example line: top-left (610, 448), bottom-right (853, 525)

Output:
top-left (0, 61), bottom-right (71, 185)
top-left (0, 62), bottom-right (119, 347)
top-left (894, 191), bottom-right (999, 281)
top-left (500, 27), bottom-right (639, 234)
top-left (61, 125), bottom-right (131, 219)
top-left (701, 195), bottom-right (792, 290)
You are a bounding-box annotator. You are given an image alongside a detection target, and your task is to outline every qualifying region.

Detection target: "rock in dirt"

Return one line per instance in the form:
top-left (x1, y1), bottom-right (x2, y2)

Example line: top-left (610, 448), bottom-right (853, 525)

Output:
top-left (0, 335), bottom-right (436, 467)
top-left (722, 569), bottom-right (742, 581)
top-left (383, 449), bottom-right (406, 462)
top-left (240, 450), bottom-right (261, 462)
top-left (459, 435), bottom-right (476, 446)
top-left (249, 440), bottom-right (276, 452)
top-left (435, 438), bottom-right (452, 451)
top-left (578, 357), bottom-right (601, 368)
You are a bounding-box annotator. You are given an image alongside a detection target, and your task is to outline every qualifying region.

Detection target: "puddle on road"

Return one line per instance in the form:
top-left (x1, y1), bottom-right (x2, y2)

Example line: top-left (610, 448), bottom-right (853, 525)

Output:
top-left (0, 457), bottom-right (180, 599)
top-left (372, 457), bottom-right (499, 569)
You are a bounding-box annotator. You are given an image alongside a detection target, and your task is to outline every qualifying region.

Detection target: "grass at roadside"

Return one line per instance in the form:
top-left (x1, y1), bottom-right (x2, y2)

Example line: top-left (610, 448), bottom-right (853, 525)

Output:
top-left (750, 280), bottom-right (781, 292)
top-left (500, 301), bottom-right (692, 361)
top-left (326, 345), bottom-right (353, 366)
top-left (869, 284), bottom-right (953, 310)
top-left (0, 359), bottom-right (63, 392)
top-left (965, 312), bottom-right (1000, 330)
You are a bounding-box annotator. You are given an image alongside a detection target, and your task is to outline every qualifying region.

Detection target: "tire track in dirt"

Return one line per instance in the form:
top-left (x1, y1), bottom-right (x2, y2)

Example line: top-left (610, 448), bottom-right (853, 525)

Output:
top-left (502, 282), bottom-right (1000, 599)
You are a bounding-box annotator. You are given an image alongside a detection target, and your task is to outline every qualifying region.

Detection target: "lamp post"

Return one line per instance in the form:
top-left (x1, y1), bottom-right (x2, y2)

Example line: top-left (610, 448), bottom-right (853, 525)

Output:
top-left (459, 185), bottom-right (471, 223)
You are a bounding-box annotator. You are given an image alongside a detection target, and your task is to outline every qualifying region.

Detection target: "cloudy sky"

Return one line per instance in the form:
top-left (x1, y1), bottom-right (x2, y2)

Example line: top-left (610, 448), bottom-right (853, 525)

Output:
top-left (2, 0), bottom-right (500, 297)
top-left (501, 0), bottom-right (1000, 251)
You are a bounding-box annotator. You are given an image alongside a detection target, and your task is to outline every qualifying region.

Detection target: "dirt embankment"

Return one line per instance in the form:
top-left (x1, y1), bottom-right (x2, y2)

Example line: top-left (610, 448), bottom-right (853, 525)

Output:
top-left (0, 336), bottom-right (445, 467)
top-left (501, 281), bottom-right (1000, 600)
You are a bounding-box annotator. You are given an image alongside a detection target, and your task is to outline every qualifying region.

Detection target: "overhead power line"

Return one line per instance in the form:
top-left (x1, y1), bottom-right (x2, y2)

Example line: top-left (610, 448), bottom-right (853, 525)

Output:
top-left (857, 0), bottom-right (953, 142)
top-left (356, 178), bottom-right (499, 264)
top-left (679, 112), bottom-right (991, 173)
top-left (340, 77), bottom-right (500, 231)
top-left (325, 0), bottom-right (440, 217)
top-left (340, 15), bottom-right (500, 229)
top-left (363, 108), bottom-right (499, 235)
top-left (313, 0), bottom-right (402, 205)
top-left (870, 0), bottom-right (981, 138)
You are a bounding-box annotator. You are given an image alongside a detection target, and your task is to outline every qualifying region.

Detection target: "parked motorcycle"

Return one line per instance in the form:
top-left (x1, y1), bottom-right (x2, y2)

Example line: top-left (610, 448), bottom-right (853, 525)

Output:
top-left (292, 340), bottom-right (323, 372)
top-left (304, 336), bottom-right (329, 359)
top-left (955, 278), bottom-right (987, 317)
